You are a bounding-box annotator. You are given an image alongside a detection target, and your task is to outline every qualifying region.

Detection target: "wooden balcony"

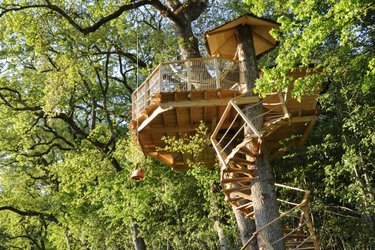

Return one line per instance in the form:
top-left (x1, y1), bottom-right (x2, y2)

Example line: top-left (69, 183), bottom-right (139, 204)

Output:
top-left (130, 57), bottom-right (319, 170)
top-left (130, 57), bottom-right (243, 169)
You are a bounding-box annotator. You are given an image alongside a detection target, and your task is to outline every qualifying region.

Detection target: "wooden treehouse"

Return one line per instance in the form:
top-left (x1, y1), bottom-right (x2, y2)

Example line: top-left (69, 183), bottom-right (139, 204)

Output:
top-left (130, 15), bottom-right (319, 249)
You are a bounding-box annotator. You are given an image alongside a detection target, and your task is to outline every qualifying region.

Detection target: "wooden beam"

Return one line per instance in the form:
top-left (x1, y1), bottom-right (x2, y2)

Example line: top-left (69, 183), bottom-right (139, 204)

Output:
top-left (148, 152), bottom-right (174, 166)
top-left (138, 106), bottom-right (173, 131)
top-left (290, 115), bottom-right (317, 123)
top-left (210, 117), bottom-right (217, 133)
top-left (144, 120), bottom-right (241, 134)
top-left (299, 116), bottom-right (317, 145)
top-left (233, 96), bottom-right (260, 105)
top-left (160, 98), bottom-right (234, 109)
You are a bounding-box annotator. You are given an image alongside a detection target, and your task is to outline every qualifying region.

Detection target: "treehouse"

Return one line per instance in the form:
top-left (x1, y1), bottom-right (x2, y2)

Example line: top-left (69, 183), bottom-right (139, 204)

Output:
top-left (130, 15), bottom-right (319, 249)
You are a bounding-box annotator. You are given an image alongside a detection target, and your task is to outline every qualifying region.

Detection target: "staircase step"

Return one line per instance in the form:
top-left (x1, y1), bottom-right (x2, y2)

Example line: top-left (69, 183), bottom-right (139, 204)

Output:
top-left (224, 196), bottom-right (244, 203)
top-left (237, 146), bottom-right (257, 157)
top-left (223, 185), bottom-right (250, 193)
top-left (285, 241), bottom-right (314, 246)
top-left (285, 233), bottom-right (312, 239)
top-left (236, 201), bottom-right (253, 210)
top-left (227, 157), bottom-right (255, 165)
top-left (226, 139), bottom-right (257, 160)
top-left (245, 211), bottom-right (255, 218)
top-left (222, 177), bottom-right (251, 183)
top-left (230, 191), bottom-right (252, 200)
top-left (222, 168), bottom-right (255, 176)
top-left (283, 229), bottom-right (312, 239)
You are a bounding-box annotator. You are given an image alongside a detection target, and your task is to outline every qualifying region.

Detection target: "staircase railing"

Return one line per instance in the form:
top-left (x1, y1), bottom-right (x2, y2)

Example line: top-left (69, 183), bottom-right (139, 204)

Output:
top-left (131, 57), bottom-right (242, 120)
top-left (241, 184), bottom-right (318, 250)
top-left (210, 93), bottom-right (318, 249)
top-left (211, 91), bottom-right (290, 170)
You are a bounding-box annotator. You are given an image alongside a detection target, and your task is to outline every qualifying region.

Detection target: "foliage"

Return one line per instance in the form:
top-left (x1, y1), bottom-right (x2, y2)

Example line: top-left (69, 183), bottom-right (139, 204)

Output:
top-left (245, 0), bottom-right (375, 247)
top-left (161, 122), bottom-right (241, 249)
top-left (0, 0), bottom-right (373, 248)
top-left (0, 1), bottom-right (244, 248)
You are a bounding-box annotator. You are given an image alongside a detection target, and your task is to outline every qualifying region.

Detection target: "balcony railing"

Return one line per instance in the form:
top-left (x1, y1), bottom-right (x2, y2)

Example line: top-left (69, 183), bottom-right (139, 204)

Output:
top-left (132, 57), bottom-right (243, 120)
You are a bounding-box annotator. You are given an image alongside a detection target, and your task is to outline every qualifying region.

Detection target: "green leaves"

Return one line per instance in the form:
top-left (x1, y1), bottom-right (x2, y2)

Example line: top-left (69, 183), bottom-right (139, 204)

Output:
top-left (245, 0), bottom-right (375, 247)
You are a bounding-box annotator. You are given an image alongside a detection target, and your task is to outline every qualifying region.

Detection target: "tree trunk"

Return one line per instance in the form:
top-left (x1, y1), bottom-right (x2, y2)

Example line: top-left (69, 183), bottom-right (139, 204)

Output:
top-left (165, 0), bottom-right (207, 59)
top-left (174, 22), bottom-right (202, 59)
top-left (237, 24), bottom-right (284, 249)
top-left (131, 218), bottom-right (146, 250)
top-left (212, 200), bottom-right (230, 250)
top-left (233, 208), bottom-right (258, 250)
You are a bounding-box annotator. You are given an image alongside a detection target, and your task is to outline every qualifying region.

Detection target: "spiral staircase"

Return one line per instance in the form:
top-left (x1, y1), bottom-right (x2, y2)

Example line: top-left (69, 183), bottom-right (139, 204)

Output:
top-left (211, 93), bottom-right (319, 249)
top-left (130, 56), bottom-right (320, 249)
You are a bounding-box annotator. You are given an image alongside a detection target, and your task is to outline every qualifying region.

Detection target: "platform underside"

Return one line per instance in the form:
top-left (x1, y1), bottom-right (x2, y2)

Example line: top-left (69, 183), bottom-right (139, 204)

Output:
top-left (130, 89), bottom-right (318, 170)
top-left (130, 89), bottom-right (240, 170)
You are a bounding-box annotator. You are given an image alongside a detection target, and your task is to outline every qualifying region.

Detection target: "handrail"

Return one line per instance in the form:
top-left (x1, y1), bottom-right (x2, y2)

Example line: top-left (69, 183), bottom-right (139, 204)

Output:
top-left (132, 64), bottom-right (161, 96)
top-left (241, 188), bottom-right (311, 250)
top-left (159, 56), bottom-right (240, 65)
top-left (131, 57), bottom-right (242, 120)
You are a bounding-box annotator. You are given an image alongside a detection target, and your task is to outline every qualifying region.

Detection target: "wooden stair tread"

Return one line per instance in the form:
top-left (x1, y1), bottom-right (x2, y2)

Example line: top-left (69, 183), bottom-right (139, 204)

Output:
top-left (228, 191), bottom-right (252, 200)
top-left (227, 157), bottom-right (255, 165)
top-left (224, 196), bottom-right (244, 202)
top-left (225, 141), bottom-right (257, 161)
top-left (236, 201), bottom-right (253, 210)
top-left (221, 177), bottom-right (251, 183)
top-left (222, 167), bottom-right (254, 174)
top-left (285, 233), bottom-right (312, 239)
top-left (223, 185), bottom-right (250, 193)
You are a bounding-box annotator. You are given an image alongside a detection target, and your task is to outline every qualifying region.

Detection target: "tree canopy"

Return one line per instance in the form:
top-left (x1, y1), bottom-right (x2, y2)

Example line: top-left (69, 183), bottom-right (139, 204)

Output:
top-left (0, 0), bottom-right (374, 249)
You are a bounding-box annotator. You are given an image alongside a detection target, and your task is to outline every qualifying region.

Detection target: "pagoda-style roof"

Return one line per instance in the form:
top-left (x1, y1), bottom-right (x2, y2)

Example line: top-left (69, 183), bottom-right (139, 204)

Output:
top-left (205, 14), bottom-right (280, 60)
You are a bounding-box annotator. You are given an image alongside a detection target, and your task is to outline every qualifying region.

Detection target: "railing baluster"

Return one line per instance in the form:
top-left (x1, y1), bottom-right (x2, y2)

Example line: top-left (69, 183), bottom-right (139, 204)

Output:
top-left (132, 58), bottom-right (240, 119)
top-left (159, 64), bottom-right (163, 92)
top-left (215, 58), bottom-right (221, 89)
top-left (187, 60), bottom-right (192, 91)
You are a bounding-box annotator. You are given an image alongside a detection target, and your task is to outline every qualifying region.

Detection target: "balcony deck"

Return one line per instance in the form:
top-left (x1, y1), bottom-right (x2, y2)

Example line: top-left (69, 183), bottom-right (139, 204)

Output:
top-left (130, 58), bottom-right (244, 169)
top-left (130, 57), bottom-right (319, 169)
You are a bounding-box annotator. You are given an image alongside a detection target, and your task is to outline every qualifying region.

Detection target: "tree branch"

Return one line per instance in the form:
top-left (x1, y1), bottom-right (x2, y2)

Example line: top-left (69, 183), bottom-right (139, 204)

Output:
top-left (0, 206), bottom-right (58, 223)
top-left (1, 1), bottom-right (151, 35)
top-left (0, 87), bottom-right (41, 111)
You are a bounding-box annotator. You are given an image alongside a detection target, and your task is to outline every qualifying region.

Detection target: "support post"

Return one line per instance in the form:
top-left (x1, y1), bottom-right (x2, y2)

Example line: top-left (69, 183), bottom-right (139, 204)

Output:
top-left (215, 58), bottom-right (221, 89)
top-left (187, 60), bottom-right (192, 91)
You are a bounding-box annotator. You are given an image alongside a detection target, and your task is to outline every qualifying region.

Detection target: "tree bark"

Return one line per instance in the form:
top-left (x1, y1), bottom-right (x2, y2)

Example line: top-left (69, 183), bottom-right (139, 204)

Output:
top-left (233, 208), bottom-right (258, 250)
top-left (237, 24), bottom-right (284, 249)
top-left (131, 218), bottom-right (146, 250)
top-left (164, 0), bottom-right (208, 59)
top-left (212, 201), bottom-right (230, 250)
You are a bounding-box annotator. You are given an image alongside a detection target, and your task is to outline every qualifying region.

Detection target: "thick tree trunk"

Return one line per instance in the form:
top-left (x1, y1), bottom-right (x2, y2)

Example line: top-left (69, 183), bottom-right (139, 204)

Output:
top-left (165, 0), bottom-right (207, 59)
top-left (174, 23), bottom-right (202, 59)
top-left (131, 218), bottom-right (146, 250)
top-left (237, 24), bottom-right (284, 249)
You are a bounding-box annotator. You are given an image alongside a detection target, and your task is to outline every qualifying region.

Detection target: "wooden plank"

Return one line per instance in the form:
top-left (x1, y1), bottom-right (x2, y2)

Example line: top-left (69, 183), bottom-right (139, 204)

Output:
top-left (222, 167), bottom-right (255, 176)
top-left (233, 96), bottom-right (260, 105)
top-left (236, 201), bottom-right (253, 210)
top-left (228, 157), bottom-right (255, 165)
top-left (223, 185), bottom-right (251, 193)
top-left (231, 191), bottom-right (252, 201)
top-left (173, 108), bottom-right (180, 129)
top-left (299, 116), bottom-right (317, 146)
top-left (138, 106), bottom-right (173, 131)
top-left (221, 177), bottom-right (252, 183)
top-left (160, 97), bottom-right (233, 109)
